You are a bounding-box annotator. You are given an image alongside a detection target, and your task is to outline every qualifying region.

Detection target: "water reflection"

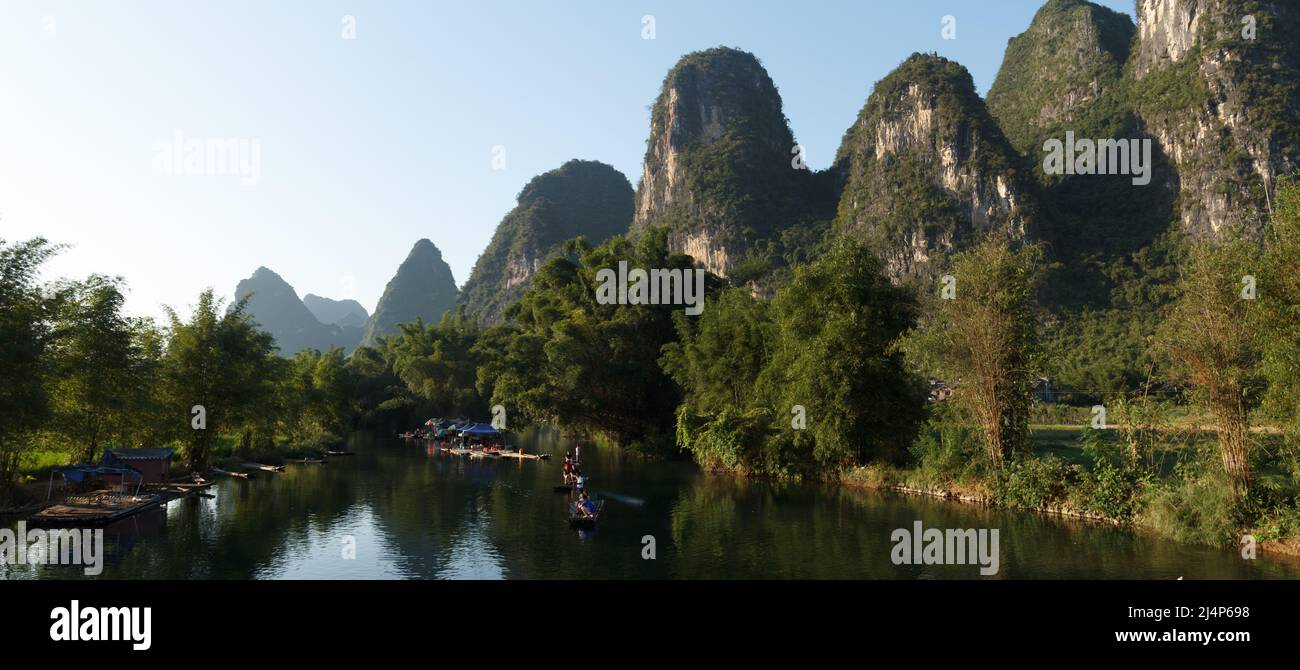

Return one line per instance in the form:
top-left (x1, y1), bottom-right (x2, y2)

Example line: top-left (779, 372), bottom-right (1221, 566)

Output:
top-left (4, 429), bottom-right (1297, 580)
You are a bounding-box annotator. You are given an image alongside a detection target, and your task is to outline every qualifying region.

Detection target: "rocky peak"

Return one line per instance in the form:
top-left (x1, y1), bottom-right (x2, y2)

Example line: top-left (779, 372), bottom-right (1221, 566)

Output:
top-left (459, 159), bottom-right (633, 325)
top-left (360, 239), bottom-right (459, 347)
top-left (987, 0), bottom-right (1135, 156)
top-left (631, 46), bottom-right (818, 277)
top-left (834, 53), bottom-right (1035, 280)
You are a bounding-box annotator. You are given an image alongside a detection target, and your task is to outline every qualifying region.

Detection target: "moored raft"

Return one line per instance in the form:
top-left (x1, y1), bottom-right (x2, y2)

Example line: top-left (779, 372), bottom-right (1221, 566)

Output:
top-left (28, 492), bottom-right (167, 527)
top-left (242, 462), bottom-right (285, 473)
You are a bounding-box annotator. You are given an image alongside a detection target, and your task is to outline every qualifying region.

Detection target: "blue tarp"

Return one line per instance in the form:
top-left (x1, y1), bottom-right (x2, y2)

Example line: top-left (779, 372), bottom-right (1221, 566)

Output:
top-left (458, 423), bottom-right (501, 437)
top-left (55, 465), bottom-right (142, 483)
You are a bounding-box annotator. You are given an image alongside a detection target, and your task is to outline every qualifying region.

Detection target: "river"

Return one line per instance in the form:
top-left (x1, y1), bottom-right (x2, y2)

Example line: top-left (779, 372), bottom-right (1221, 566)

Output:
top-left (4, 430), bottom-right (1296, 579)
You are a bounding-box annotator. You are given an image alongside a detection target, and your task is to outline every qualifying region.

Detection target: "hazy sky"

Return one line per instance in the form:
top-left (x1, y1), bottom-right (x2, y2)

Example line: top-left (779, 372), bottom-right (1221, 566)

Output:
top-left (0, 0), bottom-right (1132, 321)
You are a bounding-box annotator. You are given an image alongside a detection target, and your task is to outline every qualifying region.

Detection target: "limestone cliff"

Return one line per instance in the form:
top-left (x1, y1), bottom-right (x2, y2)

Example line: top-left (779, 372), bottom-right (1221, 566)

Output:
top-left (631, 47), bottom-right (826, 277)
top-left (834, 53), bottom-right (1036, 280)
top-left (1129, 0), bottom-right (1300, 238)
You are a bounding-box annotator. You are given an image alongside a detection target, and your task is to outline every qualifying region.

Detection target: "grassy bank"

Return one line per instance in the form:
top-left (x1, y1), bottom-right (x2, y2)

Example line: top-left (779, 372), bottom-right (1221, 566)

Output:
top-left (841, 421), bottom-right (1300, 558)
top-left (10, 431), bottom-right (343, 489)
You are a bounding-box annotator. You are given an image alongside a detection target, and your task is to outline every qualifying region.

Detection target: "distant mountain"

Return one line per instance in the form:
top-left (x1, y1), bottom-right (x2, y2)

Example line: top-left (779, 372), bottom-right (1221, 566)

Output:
top-left (231, 268), bottom-right (364, 356)
top-left (303, 294), bottom-right (369, 328)
top-left (360, 239), bottom-right (459, 348)
top-left (458, 159), bottom-right (633, 325)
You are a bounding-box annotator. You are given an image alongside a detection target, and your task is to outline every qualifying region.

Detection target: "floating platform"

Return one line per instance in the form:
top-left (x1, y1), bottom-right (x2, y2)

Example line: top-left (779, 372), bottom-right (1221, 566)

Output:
top-left (28, 492), bottom-right (168, 527)
top-left (284, 458), bottom-right (327, 465)
top-left (210, 467), bottom-right (251, 479)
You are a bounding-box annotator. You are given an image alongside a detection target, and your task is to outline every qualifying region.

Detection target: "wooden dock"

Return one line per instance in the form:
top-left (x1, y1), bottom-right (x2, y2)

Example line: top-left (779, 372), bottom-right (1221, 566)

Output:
top-left (28, 492), bottom-right (168, 527)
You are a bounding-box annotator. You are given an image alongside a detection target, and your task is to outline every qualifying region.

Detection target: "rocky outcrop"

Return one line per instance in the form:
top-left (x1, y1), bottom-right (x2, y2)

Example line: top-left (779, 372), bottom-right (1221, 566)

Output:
top-left (458, 160), bottom-right (633, 325)
top-left (1128, 0), bottom-right (1300, 238)
top-left (630, 47), bottom-right (824, 277)
top-left (360, 239), bottom-right (459, 347)
top-left (834, 53), bottom-right (1035, 279)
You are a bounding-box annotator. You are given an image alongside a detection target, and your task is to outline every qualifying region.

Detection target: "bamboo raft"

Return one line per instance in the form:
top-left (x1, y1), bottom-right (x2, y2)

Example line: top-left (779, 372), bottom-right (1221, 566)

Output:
top-left (568, 500), bottom-right (605, 527)
top-left (498, 450), bottom-right (544, 460)
top-left (28, 492), bottom-right (168, 527)
top-left (323, 450), bottom-right (355, 457)
top-left (210, 467), bottom-right (251, 479)
top-left (150, 480), bottom-right (215, 495)
top-left (242, 462), bottom-right (285, 473)
top-left (284, 458), bottom-right (327, 465)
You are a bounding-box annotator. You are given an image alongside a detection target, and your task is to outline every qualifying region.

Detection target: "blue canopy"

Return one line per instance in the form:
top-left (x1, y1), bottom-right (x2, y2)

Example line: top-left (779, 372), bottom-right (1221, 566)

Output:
top-left (458, 423), bottom-right (501, 437)
top-left (55, 465), bottom-right (142, 483)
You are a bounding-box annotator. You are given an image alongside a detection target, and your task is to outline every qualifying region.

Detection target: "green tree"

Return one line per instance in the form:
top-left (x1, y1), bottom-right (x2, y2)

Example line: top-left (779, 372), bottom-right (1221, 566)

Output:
top-left (482, 230), bottom-right (693, 451)
top-left (160, 290), bottom-right (278, 470)
top-left (0, 238), bottom-right (61, 485)
top-left (1157, 236), bottom-right (1260, 497)
top-left (759, 237), bottom-right (925, 471)
top-left (661, 287), bottom-right (773, 415)
top-left (45, 275), bottom-right (139, 463)
top-left (388, 308), bottom-right (484, 417)
top-left (1257, 177), bottom-right (1300, 446)
top-left (904, 236), bottom-right (1045, 468)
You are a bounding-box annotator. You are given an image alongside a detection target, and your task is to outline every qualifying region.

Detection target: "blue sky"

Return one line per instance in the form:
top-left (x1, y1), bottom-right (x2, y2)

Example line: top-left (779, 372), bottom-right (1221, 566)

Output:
top-left (0, 0), bottom-right (1133, 321)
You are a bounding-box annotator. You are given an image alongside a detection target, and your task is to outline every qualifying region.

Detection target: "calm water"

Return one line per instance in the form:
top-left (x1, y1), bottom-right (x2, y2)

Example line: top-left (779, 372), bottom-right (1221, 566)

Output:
top-left (4, 430), bottom-right (1297, 579)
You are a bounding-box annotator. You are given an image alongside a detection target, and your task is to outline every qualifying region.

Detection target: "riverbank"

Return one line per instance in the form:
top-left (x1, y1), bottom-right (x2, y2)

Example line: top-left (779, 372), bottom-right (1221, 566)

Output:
top-left (0, 431), bottom-right (345, 513)
top-left (836, 448), bottom-right (1300, 560)
top-left (678, 418), bottom-right (1300, 561)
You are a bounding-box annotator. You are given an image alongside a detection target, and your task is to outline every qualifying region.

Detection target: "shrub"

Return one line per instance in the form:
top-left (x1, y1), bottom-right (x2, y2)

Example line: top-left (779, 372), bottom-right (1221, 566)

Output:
top-left (1074, 426), bottom-right (1149, 521)
top-left (994, 455), bottom-right (1079, 510)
